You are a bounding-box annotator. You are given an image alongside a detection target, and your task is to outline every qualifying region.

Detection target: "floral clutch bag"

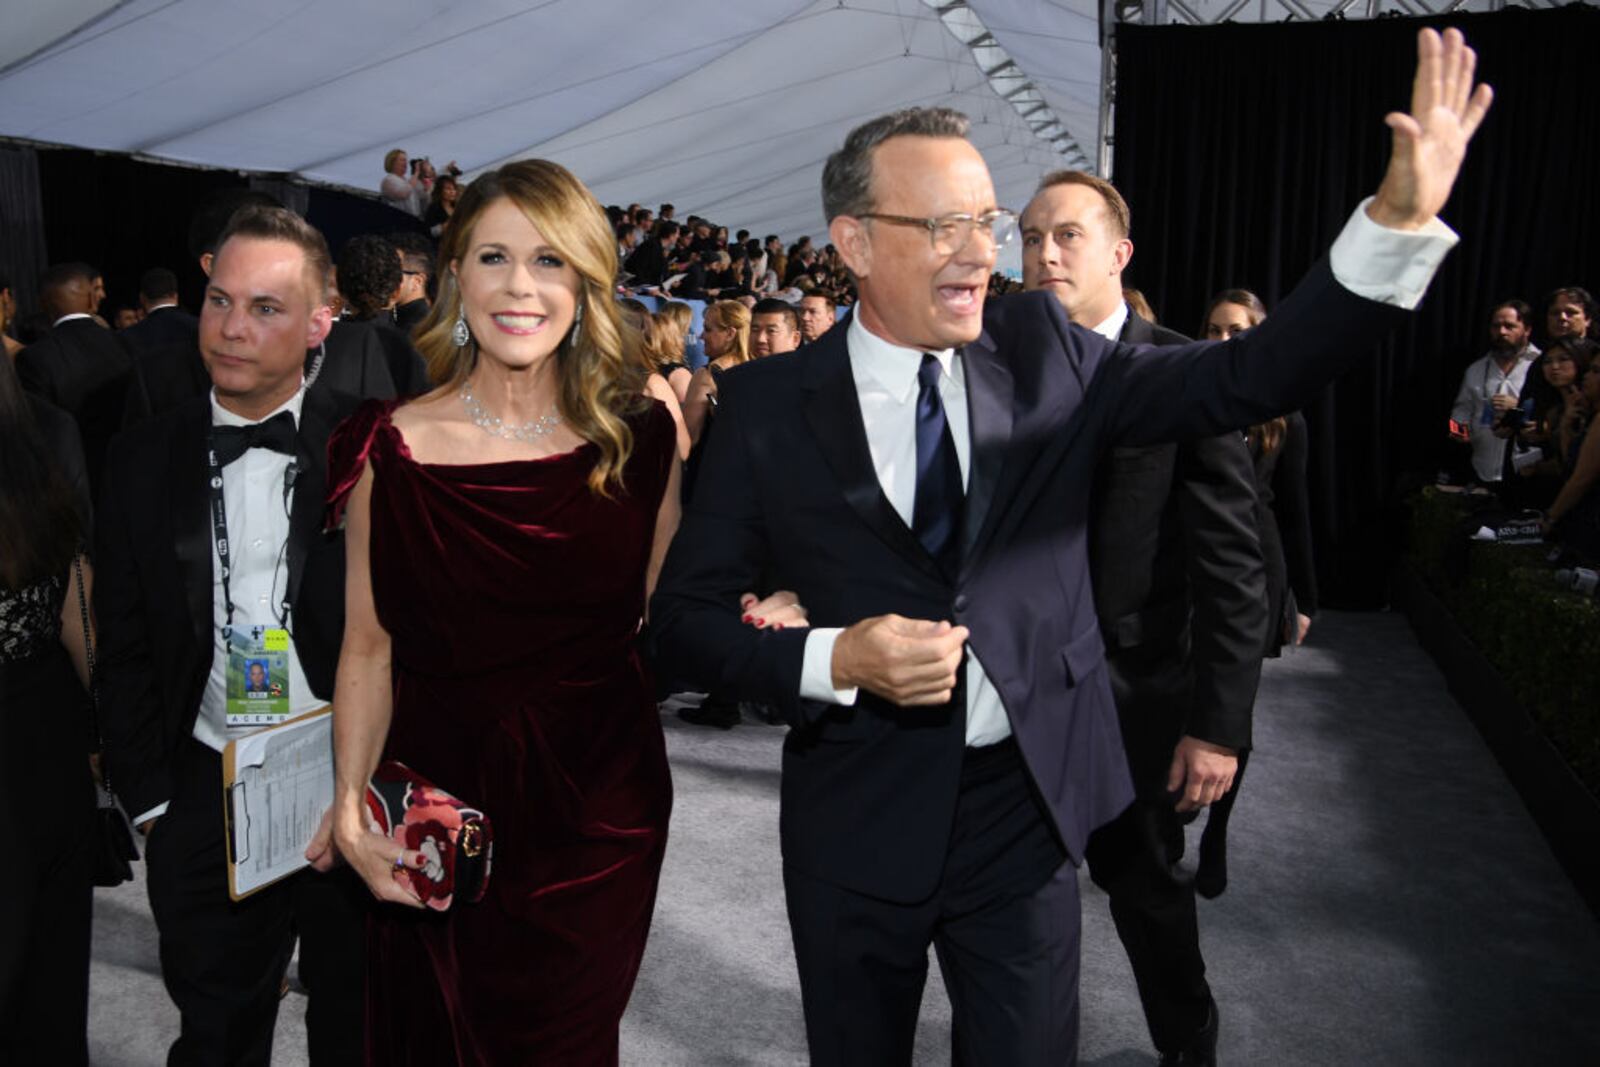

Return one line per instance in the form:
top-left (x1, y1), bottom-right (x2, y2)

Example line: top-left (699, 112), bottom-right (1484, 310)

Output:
top-left (365, 761), bottom-right (493, 911)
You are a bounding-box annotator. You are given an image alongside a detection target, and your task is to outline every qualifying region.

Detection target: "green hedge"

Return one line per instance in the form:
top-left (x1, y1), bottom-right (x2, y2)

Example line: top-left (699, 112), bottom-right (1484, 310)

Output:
top-left (1403, 488), bottom-right (1600, 797)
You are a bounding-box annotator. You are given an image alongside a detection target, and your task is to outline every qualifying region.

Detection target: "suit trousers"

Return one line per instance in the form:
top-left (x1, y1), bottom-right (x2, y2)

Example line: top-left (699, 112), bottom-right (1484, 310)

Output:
top-left (1084, 790), bottom-right (1212, 1054)
top-left (145, 739), bottom-right (366, 1066)
top-left (783, 739), bottom-right (1077, 1067)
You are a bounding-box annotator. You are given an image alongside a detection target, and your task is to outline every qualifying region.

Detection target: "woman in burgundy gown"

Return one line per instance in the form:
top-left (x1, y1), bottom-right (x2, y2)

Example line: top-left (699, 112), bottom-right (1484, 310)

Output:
top-left (324, 160), bottom-right (681, 1065)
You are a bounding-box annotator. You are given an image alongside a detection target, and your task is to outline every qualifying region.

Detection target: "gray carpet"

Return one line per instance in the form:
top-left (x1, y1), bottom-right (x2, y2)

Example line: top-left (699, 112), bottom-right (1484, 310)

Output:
top-left (87, 611), bottom-right (1600, 1064)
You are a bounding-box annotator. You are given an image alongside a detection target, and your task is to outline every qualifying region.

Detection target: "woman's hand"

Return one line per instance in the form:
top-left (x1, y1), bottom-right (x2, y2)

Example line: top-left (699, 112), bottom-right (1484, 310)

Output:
top-left (740, 590), bottom-right (810, 631)
top-left (330, 803), bottom-right (426, 908)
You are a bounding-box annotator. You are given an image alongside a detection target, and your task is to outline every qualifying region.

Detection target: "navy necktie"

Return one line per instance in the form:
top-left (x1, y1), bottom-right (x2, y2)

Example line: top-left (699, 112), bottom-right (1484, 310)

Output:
top-left (211, 410), bottom-right (298, 467)
top-left (912, 353), bottom-right (964, 575)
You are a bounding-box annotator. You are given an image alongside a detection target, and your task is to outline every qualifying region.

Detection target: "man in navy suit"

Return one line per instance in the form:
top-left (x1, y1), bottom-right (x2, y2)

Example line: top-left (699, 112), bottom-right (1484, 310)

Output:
top-left (652, 29), bottom-right (1490, 1065)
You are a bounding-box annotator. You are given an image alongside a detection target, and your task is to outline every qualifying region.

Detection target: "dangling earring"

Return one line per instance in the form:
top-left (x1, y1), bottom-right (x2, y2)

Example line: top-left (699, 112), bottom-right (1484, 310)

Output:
top-left (452, 306), bottom-right (471, 348)
top-left (569, 302), bottom-right (584, 348)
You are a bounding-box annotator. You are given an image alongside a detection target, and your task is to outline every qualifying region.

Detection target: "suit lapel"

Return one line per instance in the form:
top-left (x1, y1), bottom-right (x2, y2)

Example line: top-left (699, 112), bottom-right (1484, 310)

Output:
top-left (171, 400), bottom-right (214, 654)
top-left (959, 326), bottom-right (1012, 565)
top-left (1118, 306), bottom-right (1153, 345)
top-left (801, 324), bottom-right (942, 581)
top-left (286, 387), bottom-right (335, 609)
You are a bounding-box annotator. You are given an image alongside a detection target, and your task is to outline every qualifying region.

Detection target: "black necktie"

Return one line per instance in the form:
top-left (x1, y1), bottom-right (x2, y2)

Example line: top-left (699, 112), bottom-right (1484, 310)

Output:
top-left (912, 353), bottom-right (965, 575)
top-left (211, 410), bottom-right (298, 467)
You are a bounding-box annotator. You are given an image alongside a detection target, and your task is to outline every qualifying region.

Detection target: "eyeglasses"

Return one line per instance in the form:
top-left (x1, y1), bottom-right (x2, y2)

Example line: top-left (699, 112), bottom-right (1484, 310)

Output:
top-left (858, 209), bottom-right (1018, 256)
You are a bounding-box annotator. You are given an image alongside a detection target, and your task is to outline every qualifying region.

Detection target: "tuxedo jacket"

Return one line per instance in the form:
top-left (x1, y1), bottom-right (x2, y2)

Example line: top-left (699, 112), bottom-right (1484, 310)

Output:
top-left (321, 318), bottom-right (431, 400)
top-left (1089, 311), bottom-right (1265, 782)
top-left (651, 259), bottom-right (1405, 903)
top-left (94, 387), bottom-right (359, 819)
top-left (118, 306), bottom-right (199, 359)
top-left (16, 318), bottom-right (134, 496)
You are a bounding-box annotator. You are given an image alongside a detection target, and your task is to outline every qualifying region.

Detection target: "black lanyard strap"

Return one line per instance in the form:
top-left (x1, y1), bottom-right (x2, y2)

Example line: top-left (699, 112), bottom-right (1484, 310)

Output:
top-left (207, 441), bottom-right (298, 635)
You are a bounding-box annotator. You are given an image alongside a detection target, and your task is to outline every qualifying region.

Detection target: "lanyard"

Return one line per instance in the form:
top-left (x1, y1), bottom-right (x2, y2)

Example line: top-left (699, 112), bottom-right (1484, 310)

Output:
top-left (207, 443), bottom-right (298, 636)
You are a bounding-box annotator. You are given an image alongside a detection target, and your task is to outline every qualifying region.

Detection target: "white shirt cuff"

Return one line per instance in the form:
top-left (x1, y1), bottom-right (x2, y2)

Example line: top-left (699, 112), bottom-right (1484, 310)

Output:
top-left (1329, 197), bottom-right (1459, 311)
top-left (133, 801), bottom-right (169, 827)
top-left (800, 628), bottom-right (859, 705)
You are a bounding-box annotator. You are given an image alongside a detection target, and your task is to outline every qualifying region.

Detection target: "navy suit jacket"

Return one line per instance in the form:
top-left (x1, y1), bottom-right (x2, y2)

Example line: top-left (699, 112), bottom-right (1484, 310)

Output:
top-left (651, 258), bottom-right (1406, 902)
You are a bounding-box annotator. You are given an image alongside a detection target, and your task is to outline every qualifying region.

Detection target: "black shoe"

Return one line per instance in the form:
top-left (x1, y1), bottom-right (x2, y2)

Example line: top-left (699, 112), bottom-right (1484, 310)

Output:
top-left (678, 698), bottom-right (741, 729)
top-left (1157, 1001), bottom-right (1219, 1067)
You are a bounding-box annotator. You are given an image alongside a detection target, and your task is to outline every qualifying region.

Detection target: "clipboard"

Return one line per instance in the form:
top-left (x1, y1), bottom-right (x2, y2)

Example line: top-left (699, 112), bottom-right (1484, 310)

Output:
top-left (221, 706), bottom-right (335, 901)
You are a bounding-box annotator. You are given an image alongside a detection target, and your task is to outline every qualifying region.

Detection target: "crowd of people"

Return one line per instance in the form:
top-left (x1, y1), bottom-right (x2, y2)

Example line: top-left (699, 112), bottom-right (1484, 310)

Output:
top-left (1446, 288), bottom-right (1600, 558)
top-left (0, 28), bottom-right (1511, 1067)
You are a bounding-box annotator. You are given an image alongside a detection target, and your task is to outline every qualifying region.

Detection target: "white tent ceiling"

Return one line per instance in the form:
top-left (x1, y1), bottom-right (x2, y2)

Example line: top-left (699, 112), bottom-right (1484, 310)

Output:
top-left (0, 0), bottom-right (1103, 245)
top-left (0, 0), bottom-right (1537, 244)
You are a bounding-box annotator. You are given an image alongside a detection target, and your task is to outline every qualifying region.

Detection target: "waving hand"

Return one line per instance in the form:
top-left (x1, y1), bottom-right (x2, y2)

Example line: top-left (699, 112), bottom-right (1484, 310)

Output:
top-left (1368, 27), bottom-right (1494, 231)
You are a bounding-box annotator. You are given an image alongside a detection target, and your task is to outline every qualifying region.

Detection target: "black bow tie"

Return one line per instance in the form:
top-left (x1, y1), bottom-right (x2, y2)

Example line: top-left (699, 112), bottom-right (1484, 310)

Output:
top-left (211, 410), bottom-right (298, 467)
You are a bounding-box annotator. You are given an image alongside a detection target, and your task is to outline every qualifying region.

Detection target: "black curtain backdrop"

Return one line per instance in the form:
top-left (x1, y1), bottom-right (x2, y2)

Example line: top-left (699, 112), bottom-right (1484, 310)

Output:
top-left (35, 149), bottom-right (421, 320)
top-left (0, 145), bottom-right (49, 318)
top-left (1112, 6), bottom-right (1600, 607)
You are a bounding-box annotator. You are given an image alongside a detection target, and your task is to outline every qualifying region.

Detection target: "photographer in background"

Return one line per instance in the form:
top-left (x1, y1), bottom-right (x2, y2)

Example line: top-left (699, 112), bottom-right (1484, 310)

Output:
top-left (378, 149), bottom-right (459, 217)
top-left (1448, 300), bottom-right (1538, 486)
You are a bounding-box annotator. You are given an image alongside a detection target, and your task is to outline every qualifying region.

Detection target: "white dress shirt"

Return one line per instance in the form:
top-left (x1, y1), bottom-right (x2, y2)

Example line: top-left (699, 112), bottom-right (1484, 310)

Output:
top-left (133, 387), bottom-right (320, 825)
top-left (1450, 349), bottom-right (1536, 481)
top-left (797, 312), bottom-right (1013, 746)
top-left (798, 201), bottom-right (1458, 744)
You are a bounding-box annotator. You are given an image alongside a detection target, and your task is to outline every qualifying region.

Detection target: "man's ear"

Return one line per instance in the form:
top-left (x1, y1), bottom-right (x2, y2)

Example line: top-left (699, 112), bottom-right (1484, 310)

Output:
top-left (1111, 237), bottom-right (1134, 277)
top-left (307, 302), bottom-right (334, 350)
top-left (199, 252), bottom-right (214, 277)
top-left (830, 215), bottom-right (870, 280)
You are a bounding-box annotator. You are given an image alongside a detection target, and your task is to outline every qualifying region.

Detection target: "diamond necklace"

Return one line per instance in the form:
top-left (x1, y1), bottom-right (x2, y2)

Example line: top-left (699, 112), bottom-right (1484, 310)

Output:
top-left (459, 380), bottom-right (562, 441)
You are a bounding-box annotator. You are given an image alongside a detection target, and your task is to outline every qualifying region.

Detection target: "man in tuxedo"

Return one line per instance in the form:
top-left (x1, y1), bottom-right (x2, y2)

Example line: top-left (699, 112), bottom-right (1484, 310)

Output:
top-left (652, 29), bottom-right (1488, 1065)
top-left (16, 262), bottom-right (134, 497)
top-left (1021, 170), bottom-right (1264, 1066)
top-left (119, 267), bottom-right (199, 358)
top-left (96, 205), bottom-right (365, 1064)
top-left (125, 191), bottom-right (283, 426)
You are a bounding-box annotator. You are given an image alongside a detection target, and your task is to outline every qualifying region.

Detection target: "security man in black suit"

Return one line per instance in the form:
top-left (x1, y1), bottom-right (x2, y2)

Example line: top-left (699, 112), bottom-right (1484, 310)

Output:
top-left (119, 267), bottom-right (200, 359)
top-left (96, 206), bottom-right (365, 1064)
top-left (1021, 172), bottom-right (1265, 1066)
top-left (16, 262), bottom-right (134, 497)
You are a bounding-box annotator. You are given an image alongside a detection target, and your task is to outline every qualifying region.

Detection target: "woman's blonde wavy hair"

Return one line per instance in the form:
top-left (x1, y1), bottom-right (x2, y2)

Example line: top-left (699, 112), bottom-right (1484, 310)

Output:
top-left (415, 159), bottom-right (646, 496)
top-left (703, 300), bottom-right (751, 364)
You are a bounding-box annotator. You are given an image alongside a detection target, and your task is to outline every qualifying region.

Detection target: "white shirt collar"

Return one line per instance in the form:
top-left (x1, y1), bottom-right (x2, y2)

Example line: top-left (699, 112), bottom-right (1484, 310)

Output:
top-left (1089, 300), bottom-right (1130, 342)
top-left (52, 312), bottom-right (94, 327)
top-left (147, 301), bottom-right (178, 313)
top-left (846, 311), bottom-right (961, 404)
top-left (209, 385), bottom-right (306, 429)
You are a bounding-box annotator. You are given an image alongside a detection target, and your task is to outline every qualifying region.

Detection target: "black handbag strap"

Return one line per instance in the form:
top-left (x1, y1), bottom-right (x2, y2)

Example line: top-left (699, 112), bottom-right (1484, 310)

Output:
top-left (72, 554), bottom-right (109, 788)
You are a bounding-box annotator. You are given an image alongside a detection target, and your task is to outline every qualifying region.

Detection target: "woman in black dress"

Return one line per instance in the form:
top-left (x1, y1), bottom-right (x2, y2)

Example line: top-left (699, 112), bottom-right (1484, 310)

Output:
top-left (0, 352), bottom-right (96, 1065)
top-left (1203, 289), bottom-right (1318, 652)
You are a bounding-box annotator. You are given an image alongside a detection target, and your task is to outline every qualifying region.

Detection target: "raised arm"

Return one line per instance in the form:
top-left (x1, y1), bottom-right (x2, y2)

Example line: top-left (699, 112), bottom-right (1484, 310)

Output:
top-left (1096, 28), bottom-right (1492, 447)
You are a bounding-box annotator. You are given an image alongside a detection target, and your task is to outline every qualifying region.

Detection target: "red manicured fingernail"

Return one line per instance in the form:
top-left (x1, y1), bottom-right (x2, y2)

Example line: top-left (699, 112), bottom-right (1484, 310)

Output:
top-left (756, 617), bottom-right (766, 627)
top-left (742, 614), bottom-right (753, 623)
top-left (774, 623), bottom-right (785, 631)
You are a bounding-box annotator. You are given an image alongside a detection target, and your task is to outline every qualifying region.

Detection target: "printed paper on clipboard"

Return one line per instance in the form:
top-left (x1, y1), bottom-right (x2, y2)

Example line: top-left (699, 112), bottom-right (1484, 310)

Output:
top-left (223, 708), bottom-right (334, 901)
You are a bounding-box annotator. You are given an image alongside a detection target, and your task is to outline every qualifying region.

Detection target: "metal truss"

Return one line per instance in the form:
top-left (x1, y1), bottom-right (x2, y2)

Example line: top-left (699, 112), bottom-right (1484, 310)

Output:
top-left (924, 0), bottom-right (1093, 169)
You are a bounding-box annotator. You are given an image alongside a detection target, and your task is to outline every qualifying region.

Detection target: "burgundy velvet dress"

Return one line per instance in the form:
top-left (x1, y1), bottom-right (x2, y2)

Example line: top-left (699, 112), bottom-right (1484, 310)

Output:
top-left (326, 397), bottom-right (676, 1066)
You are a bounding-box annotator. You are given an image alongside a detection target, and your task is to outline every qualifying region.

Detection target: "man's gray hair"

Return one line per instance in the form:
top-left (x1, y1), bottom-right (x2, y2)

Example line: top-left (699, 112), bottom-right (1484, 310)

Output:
top-left (821, 107), bottom-right (971, 222)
